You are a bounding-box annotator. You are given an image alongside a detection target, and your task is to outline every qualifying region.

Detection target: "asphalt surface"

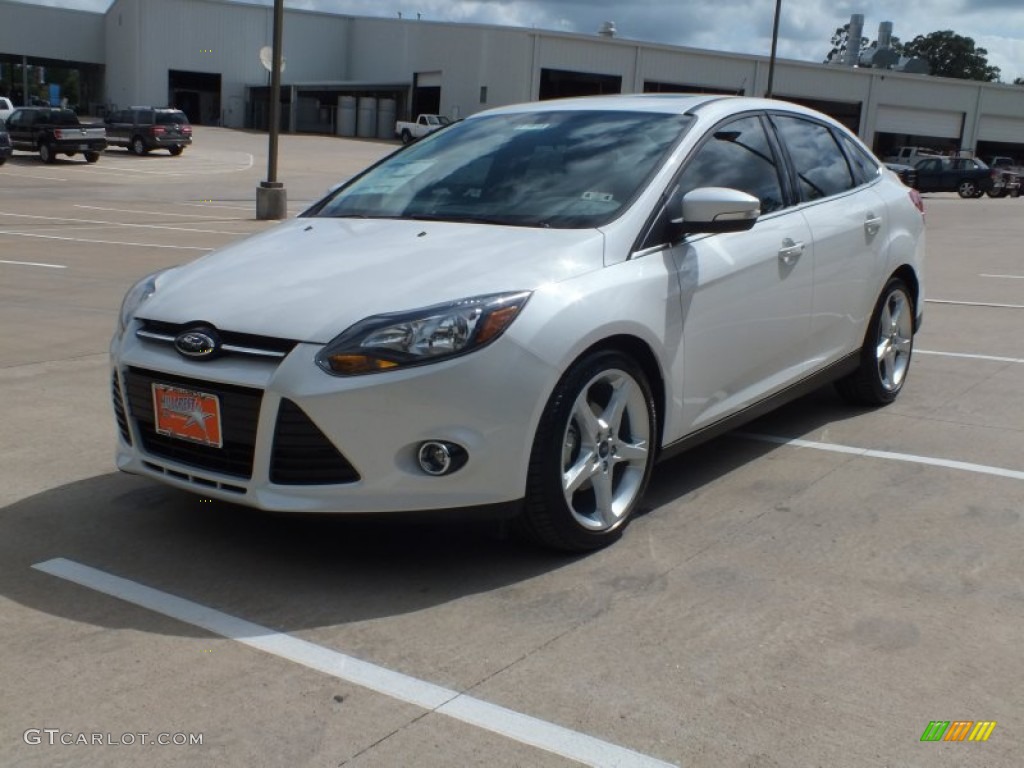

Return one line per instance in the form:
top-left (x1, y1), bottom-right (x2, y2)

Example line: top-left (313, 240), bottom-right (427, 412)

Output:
top-left (1, 128), bottom-right (1022, 767)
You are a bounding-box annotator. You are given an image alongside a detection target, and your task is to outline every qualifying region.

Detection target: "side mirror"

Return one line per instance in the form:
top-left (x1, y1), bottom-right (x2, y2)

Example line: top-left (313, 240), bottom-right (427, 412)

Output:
top-left (676, 187), bottom-right (761, 235)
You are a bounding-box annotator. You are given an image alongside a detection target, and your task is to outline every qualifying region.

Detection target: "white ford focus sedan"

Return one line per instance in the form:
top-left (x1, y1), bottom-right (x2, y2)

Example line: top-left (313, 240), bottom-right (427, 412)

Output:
top-left (111, 95), bottom-right (925, 550)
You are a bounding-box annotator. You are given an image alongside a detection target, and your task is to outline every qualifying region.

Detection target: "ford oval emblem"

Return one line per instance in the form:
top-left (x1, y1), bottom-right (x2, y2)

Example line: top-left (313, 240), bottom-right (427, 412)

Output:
top-left (174, 329), bottom-right (219, 359)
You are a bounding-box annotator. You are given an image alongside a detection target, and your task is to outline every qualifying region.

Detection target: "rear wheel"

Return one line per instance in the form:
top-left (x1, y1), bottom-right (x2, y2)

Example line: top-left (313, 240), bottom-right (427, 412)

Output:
top-left (131, 136), bottom-right (148, 156)
top-left (835, 278), bottom-right (914, 406)
top-left (520, 350), bottom-right (656, 551)
top-left (39, 143), bottom-right (55, 164)
top-left (987, 188), bottom-right (1006, 198)
top-left (84, 152), bottom-right (100, 163)
top-left (168, 146), bottom-right (184, 156)
top-left (400, 129), bottom-right (412, 145)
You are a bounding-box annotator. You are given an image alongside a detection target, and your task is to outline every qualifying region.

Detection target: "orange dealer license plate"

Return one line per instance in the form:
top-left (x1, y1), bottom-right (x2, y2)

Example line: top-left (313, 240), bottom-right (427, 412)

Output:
top-left (152, 383), bottom-right (223, 448)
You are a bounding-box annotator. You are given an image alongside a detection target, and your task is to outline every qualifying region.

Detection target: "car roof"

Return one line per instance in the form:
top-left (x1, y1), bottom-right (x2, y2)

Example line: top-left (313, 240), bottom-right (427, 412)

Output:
top-left (471, 94), bottom-right (851, 128)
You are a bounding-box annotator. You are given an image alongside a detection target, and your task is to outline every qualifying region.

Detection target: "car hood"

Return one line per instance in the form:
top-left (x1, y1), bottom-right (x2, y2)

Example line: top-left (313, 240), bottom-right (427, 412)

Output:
top-left (140, 217), bottom-right (606, 342)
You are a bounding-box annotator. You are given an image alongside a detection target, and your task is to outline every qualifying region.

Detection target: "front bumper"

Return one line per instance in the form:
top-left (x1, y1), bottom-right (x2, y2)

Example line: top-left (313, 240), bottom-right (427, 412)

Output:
top-left (110, 323), bottom-right (553, 514)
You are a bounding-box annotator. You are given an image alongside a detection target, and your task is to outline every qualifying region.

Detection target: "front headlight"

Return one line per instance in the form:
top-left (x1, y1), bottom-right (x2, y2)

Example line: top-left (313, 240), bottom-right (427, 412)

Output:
top-left (316, 291), bottom-right (531, 375)
top-left (118, 268), bottom-right (171, 332)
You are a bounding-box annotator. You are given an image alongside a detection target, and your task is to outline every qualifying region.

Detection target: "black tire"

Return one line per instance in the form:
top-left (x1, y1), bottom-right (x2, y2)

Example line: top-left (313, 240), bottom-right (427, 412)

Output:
top-left (519, 350), bottom-right (657, 551)
top-left (39, 143), bottom-right (55, 164)
top-left (84, 152), bottom-right (100, 163)
top-left (168, 146), bottom-right (184, 156)
top-left (957, 180), bottom-right (978, 198)
top-left (835, 278), bottom-right (915, 406)
top-left (131, 136), bottom-right (148, 156)
top-left (986, 188), bottom-right (1006, 198)
top-left (400, 129), bottom-right (412, 145)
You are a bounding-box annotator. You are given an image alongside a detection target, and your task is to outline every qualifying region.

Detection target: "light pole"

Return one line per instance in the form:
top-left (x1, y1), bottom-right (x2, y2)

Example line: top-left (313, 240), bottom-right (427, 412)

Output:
top-left (257, 0), bottom-right (287, 220)
top-left (765, 0), bottom-right (782, 98)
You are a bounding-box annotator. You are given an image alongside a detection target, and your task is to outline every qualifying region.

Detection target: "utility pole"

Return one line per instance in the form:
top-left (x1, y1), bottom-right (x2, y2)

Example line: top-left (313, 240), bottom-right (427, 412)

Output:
top-left (765, 0), bottom-right (782, 98)
top-left (257, 0), bottom-right (287, 220)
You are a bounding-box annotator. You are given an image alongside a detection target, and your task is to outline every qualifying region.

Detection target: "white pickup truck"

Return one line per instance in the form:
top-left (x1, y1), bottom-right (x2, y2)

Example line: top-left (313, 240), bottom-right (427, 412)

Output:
top-left (395, 114), bottom-right (450, 144)
top-left (0, 97), bottom-right (16, 123)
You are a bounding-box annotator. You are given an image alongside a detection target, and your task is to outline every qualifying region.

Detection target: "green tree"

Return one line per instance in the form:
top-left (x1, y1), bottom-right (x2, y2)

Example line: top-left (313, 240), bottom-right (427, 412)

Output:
top-left (1014, 77), bottom-right (1024, 86)
top-left (903, 30), bottom-right (1000, 81)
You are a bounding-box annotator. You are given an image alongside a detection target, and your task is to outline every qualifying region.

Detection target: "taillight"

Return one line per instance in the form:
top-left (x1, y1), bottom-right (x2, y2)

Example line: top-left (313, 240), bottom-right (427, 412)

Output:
top-left (151, 125), bottom-right (165, 136)
top-left (909, 188), bottom-right (925, 216)
top-left (181, 125), bottom-right (192, 135)
top-left (53, 129), bottom-right (63, 140)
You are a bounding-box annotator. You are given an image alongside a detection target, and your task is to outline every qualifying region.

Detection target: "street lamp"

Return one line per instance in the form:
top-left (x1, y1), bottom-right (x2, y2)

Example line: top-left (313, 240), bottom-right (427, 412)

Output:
top-left (765, 0), bottom-right (782, 98)
top-left (256, 0), bottom-right (287, 220)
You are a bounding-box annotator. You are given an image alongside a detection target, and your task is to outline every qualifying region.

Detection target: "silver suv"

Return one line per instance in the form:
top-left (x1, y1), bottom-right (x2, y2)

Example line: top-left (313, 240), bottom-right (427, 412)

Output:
top-left (104, 107), bottom-right (192, 156)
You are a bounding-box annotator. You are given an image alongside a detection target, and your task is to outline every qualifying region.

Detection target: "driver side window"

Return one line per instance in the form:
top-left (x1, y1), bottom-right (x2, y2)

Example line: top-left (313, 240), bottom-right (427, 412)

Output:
top-left (677, 115), bottom-right (786, 214)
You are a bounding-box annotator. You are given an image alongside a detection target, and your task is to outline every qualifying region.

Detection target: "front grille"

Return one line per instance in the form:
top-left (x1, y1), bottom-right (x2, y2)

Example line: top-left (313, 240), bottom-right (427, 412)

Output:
top-left (124, 367), bottom-right (263, 479)
top-left (137, 319), bottom-right (300, 360)
top-left (111, 372), bottom-right (132, 446)
top-left (270, 399), bottom-right (360, 485)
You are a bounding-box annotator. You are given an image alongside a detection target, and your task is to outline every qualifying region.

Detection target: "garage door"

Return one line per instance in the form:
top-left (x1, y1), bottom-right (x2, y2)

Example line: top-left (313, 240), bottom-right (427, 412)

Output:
top-left (978, 115), bottom-right (1024, 144)
top-left (876, 106), bottom-right (963, 138)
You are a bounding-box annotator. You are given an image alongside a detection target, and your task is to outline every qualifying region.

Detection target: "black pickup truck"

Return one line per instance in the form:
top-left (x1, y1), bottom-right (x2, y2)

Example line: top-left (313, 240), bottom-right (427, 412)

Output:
top-left (912, 156), bottom-right (997, 198)
top-left (4, 107), bottom-right (107, 164)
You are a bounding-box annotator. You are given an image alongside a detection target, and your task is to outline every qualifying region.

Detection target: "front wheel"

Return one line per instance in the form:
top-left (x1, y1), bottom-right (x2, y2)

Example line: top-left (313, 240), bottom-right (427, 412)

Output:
top-left (957, 180), bottom-right (979, 198)
top-left (520, 350), bottom-right (657, 551)
top-left (39, 143), bottom-right (55, 164)
top-left (835, 278), bottom-right (915, 406)
top-left (84, 152), bottom-right (100, 163)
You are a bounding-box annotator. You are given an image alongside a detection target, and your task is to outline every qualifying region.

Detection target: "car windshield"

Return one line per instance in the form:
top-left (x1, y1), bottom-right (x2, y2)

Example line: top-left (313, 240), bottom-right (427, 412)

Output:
top-left (312, 110), bottom-right (693, 228)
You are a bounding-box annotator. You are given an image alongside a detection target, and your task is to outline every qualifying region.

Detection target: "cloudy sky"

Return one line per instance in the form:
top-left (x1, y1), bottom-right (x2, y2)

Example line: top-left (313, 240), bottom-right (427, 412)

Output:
top-left (15, 0), bottom-right (1024, 81)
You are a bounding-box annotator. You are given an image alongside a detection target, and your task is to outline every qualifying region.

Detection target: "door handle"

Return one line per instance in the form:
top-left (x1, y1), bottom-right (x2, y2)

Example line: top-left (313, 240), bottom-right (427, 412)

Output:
top-left (778, 238), bottom-right (804, 266)
top-left (864, 213), bottom-right (883, 236)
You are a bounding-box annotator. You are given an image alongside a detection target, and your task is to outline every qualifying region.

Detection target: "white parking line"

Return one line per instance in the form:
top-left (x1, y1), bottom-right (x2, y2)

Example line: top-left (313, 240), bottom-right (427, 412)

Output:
top-left (32, 558), bottom-right (676, 768)
top-left (0, 211), bottom-right (244, 235)
top-left (926, 299), bottom-right (1024, 309)
top-left (737, 433), bottom-right (1024, 482)
top-left (0, 231), bottom-right (212, 250)
top-left (74, 205), bottom-right (247, 220)
top-left (980, 273), bottom-right (1024, 280)
top-left (0, 170), bottom-right (68, 181)
top-left (916, 349), bottom-right (1024, 364)
top-left (0, 259), bottom-right (67, 269)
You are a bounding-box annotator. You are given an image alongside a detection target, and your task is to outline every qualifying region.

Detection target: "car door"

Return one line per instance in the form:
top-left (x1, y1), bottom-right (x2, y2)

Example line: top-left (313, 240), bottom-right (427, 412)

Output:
top-left (663, 113), bottom-right (814, 431)
top-left (6, 110), bottom-right (30, 149)
top-left (769, 114), bottom-right (888, 364)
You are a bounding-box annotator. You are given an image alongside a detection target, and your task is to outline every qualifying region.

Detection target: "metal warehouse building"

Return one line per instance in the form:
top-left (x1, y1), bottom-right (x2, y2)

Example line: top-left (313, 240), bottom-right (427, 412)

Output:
top-left (2, 0), bottom-right (1024, 157)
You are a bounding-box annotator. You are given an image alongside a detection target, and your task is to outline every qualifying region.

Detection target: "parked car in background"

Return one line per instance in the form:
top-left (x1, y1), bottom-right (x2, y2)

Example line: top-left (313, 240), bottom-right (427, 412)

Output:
top-left (112, 95), bottom-right (925, 552)
top-left (979, 155), bottom-right (1024, 197)
top-left (0, 120), bottom-right (12, 165)
top-left (395, 113), bottom-right (450, 144)
top-left (883, 146), bottom-right (943, 165)
top-left (4, 107), bottom-right (106, 163)
top-left (913, 156), bottom-right (996, 198)
top-left (885, 162), bottom-right (917, 188)
top-left (0, 96), bottom-right (15, 123)
top-left (104, 107), bottom-right (192, 155)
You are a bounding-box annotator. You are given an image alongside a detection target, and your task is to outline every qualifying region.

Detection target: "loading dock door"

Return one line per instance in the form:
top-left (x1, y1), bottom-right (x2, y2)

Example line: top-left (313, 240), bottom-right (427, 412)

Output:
top-left (978, 115), bottom-right (1024, 144)
top-left (876, 106), bottom-right (963, 139)
top-left (412, 71), bottom-right (441, 119)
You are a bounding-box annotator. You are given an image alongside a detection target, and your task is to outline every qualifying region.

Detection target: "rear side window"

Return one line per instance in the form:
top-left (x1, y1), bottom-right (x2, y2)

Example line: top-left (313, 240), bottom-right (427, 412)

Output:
top-left (838, 134), bottom-right (881, 186)
top-left (771, 115), bottom-right (856, 200)
top-left (157, 111), bottom-right (189, 126)
top-left (676, 115), bottom-right (786, 214)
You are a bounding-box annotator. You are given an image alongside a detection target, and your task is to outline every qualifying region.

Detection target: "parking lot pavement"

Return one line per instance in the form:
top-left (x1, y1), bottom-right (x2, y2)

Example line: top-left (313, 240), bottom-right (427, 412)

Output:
top-left (1, 132), bottom-right (1022, 767)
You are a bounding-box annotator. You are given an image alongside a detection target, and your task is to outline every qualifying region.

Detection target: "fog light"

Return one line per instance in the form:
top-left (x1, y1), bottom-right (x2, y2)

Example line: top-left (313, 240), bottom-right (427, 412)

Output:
top-left (417, 441), bottom-right (467, 476)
